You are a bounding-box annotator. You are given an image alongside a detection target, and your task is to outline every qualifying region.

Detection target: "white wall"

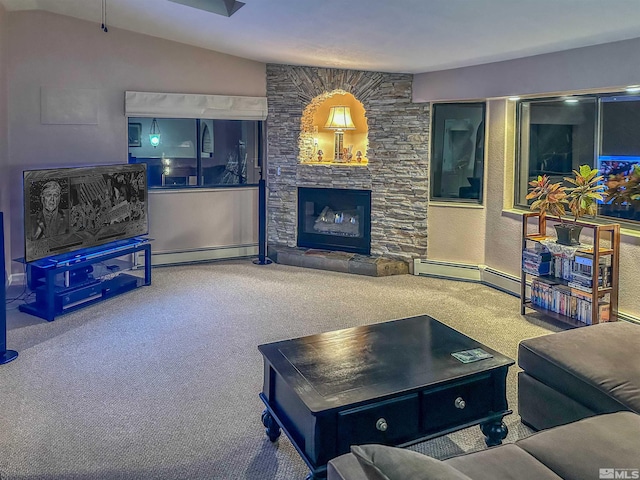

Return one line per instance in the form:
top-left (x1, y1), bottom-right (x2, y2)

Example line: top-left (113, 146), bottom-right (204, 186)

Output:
top-left (5, 10), bottom-right (266, 273)
top-left (426, 205), bottom-right (486, 264)
top-left (148, 187), bottom-right (258, 265)
top-left (0, 3), bottom-right (9, 276)
top-left (413, 36), bottom-right (640, 102)
top-left (482, 100), bottom-right (522, 276)
top-left (415, 40), bottom-right (640, 318)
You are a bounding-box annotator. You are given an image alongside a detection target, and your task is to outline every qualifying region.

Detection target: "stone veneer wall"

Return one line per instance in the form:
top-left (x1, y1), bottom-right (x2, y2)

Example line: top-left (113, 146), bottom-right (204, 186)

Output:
top-left (266, 64), bottom-right (429, 263)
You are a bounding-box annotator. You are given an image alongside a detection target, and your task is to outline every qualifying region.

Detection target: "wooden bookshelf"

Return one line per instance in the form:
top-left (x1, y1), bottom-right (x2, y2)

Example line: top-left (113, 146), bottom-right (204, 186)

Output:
top-left (523, 301), bottom-right (595, 329)
top-left (520, 212), bottom-right (620, 326)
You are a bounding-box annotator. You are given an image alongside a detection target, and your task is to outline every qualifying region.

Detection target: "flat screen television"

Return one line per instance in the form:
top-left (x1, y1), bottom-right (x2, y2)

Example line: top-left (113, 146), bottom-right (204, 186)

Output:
top-left (24, 164), bottom-right (148, 263)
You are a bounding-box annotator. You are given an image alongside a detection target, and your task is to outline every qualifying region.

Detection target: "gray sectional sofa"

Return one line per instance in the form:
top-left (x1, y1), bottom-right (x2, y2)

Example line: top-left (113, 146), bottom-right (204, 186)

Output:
top-left (328, 412), bottom-right (639, 480)
top-left (518, 321), bottom-right (640, 430)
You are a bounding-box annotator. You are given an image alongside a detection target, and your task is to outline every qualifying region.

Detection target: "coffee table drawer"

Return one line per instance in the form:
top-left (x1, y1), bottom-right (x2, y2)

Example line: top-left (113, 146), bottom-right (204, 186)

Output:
top-left (337, 394), bottom-right (419, 452)
top-left (421, 375), bottom-right (493, 433)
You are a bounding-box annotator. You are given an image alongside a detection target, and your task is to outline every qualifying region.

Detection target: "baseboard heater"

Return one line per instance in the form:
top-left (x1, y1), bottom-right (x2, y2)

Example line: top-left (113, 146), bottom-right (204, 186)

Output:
top-left (413, 259), bottom-right (482, 282)
top-left (151, 244), bottom-right (258, 266)
top-left (413, 259), bottom-right (520, 296)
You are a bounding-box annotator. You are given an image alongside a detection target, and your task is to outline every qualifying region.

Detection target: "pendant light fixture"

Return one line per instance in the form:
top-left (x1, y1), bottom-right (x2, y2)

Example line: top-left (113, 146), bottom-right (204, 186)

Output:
top-left (101, 0), bottom-right (108, 32)
top-left (149, 118), bottom-right (161, 147)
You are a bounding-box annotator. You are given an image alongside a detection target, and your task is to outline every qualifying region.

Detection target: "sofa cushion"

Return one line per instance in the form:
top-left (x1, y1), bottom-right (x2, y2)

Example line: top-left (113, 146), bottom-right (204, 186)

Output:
top-left (518, 322), bottom-right (640, 414)
top-left (516, 412), bottom-right (640, 480)
top-left (328, 452), bottom-right (370, 480)
top-left (444, 444), bottom-right (562, 480)
top-left (350, 444), bottom-right (472, 480)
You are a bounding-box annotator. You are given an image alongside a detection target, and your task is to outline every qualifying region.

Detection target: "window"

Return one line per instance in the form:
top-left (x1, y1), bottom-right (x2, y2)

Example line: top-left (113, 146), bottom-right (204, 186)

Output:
top-left (124, 91), bottom-right (267, 189)
top-left (516, 93), bottom-right (640, 224)
top-left (430, 103), bottom-right (485, 203)
top-left (516, 97), bottom-right (596, 206)
top-left (127, 117), bottom-right (262, 188)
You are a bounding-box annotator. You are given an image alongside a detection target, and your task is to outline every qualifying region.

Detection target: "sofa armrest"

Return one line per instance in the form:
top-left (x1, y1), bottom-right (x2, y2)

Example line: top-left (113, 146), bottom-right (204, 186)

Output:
top-left (328, 453), bottom-right (369, 480)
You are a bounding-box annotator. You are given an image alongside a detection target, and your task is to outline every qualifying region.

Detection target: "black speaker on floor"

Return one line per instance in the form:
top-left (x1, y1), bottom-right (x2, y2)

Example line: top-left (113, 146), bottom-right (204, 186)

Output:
top-left (1, 211), bottom-right (19, 365)
top-left (253, 178), bottom-right (272, 266)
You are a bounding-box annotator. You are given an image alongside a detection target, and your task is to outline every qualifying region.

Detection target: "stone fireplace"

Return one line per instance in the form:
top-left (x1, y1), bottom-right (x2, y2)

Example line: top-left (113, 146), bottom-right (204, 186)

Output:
top-left (266, 65), bottom-right (430, 269)
top-left (297, 187), bottom-right (371, 255)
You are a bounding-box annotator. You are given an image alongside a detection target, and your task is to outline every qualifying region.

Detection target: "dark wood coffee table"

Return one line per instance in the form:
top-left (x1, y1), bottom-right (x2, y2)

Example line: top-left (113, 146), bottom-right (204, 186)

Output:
top-left (258, 315), bottom-right (514, 479)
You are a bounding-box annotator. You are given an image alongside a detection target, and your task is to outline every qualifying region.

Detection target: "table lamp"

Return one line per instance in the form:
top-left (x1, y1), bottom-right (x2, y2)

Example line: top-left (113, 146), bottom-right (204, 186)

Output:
top-left (324, 106), bottom-right (356, 161)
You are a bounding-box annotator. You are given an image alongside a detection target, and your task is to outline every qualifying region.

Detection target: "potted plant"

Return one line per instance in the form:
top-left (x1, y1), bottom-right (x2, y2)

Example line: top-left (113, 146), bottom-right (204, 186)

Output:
top-left (604, 164), bottom-right (640, 220)
top-left (558, 165), bottom-right (606, 245)
top-left (527, 165), bottom-right (606, 245)
top-left (526, 174), bottom-right (569, 221)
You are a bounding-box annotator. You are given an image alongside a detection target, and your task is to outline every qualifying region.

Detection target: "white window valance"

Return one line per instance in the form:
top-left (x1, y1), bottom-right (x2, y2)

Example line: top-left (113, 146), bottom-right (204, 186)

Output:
top-left (125, 91), bottom-right (268, 120)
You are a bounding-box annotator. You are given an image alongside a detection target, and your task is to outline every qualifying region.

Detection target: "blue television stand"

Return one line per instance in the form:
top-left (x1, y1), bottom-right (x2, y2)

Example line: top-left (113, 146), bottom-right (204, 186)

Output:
top-left (17, 237), bottom-right (151, 322)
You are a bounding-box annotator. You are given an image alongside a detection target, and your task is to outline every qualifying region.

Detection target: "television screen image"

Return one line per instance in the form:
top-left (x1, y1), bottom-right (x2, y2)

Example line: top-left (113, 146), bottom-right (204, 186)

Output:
top-left (598, 156), bottom-right (640, 178)
top-left (24, 164), bottom-right (148, 263)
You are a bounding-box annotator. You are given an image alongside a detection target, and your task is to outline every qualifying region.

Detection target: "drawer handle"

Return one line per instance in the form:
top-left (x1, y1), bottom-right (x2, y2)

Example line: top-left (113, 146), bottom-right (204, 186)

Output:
top-left (454, 397), bottom-right (466, 409)
top-left (376, 418), bottom-right (388, 432)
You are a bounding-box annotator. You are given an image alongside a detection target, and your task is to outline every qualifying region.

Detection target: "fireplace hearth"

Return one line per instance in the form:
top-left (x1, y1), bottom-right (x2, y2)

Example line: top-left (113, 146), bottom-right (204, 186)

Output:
top-left (297, 187), bottom-right (371, 255)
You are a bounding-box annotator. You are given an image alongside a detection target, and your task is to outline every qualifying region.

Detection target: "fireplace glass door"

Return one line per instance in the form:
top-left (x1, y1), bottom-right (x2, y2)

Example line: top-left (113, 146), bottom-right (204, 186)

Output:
top-left (297, 187), bottom-right (371, 255)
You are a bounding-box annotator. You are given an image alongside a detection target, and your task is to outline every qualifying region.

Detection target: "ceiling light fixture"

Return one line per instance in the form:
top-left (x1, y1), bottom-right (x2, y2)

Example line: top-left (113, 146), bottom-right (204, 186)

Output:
top-left (508, 96), bottom-right (521, 101)
top-left (168, 0), bottom-right (245, 17)
top-left (149, 119), bottom-right (161, 148)
top-left (564, 98), bottom-right (579, 104)
top-left (625, 85), bottom-right (640, 93)
top-left (324, 106), bottom-right (356, 161)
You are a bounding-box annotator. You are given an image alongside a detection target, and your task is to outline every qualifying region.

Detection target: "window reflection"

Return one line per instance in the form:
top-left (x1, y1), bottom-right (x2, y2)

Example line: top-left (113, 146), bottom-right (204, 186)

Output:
top-left (430, 103), bottom-right (485, 202)
top-left (127, 117), bottom-right (261, 188)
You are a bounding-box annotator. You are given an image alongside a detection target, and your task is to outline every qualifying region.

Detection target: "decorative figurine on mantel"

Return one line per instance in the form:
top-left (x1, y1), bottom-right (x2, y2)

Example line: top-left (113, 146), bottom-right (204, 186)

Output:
top-left (344, 145), bottom-right (354, 162)
top-left (356, 150), bottom-right (363, 163)
top-left (317, 150), bottom-right (323, 162)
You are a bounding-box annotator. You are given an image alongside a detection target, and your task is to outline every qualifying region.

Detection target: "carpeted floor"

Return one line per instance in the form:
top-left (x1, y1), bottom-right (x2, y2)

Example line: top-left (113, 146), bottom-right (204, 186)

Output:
top-left (1, 259), bottom-right (562, 479)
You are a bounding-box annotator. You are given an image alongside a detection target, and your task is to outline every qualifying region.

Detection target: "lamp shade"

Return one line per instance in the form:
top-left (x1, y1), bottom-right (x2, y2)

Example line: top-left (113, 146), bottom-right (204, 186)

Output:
top-left (324, 106), bottom-right (356, 130)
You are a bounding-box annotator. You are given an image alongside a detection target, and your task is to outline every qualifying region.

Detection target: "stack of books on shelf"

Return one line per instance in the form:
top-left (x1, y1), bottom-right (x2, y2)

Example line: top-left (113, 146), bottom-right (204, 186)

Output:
top-left (567, 251), bottom-right (612, 293)
top-left (569, 287), bottom-right (610, 324)
top-left (530, 277), bottom-right (608, 324)
top-left (522, 247), bottom-right (552, 276)
top-left (552, 255), bottom-right (573, 281)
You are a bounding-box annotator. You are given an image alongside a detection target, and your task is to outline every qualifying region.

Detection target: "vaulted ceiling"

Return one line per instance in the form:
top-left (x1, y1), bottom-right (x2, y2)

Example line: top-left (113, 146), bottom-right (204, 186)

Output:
top-left (2, 0), bottom-right (640, 74)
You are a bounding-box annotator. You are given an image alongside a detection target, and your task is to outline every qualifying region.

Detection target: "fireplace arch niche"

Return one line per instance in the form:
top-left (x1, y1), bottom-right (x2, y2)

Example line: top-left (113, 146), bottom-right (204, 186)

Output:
top-left (299, 90), bottom-right (369, 165)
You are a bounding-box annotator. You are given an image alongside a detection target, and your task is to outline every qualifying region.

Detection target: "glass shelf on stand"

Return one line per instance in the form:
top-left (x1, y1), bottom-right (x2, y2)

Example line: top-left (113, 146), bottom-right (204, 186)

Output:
top-left (15, 237), bottom-right (152, 322)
